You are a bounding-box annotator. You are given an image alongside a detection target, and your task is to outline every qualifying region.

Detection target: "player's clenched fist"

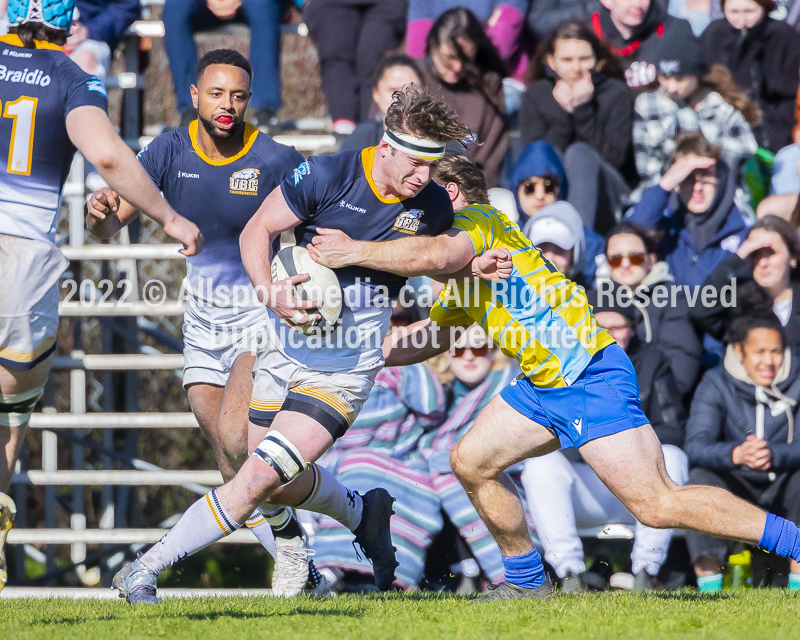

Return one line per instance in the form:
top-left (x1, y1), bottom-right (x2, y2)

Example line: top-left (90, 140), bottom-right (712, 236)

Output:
top-left (88, 187), bottom-right (120, 220)
top-left (472, 248), bottom-right (512, 280)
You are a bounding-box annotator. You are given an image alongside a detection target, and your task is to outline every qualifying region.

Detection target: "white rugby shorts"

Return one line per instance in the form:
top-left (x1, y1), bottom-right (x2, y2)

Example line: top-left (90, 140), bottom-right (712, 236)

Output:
top-left (249, 346), bottom-right (379, 440)
top-left (182, 303), bottom-right (269, 387)
top-left (0, 234), bottom-right (67, 370)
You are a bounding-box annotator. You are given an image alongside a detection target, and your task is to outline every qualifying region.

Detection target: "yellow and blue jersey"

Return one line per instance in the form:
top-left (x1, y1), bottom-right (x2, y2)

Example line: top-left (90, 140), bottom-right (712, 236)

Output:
top-left (430, 204), bottom-right (615, 388)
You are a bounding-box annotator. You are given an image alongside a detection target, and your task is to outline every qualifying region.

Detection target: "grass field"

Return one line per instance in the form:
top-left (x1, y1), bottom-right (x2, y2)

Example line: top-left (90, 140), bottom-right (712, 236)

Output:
top-left (2, 591), bottom-right (800, 639)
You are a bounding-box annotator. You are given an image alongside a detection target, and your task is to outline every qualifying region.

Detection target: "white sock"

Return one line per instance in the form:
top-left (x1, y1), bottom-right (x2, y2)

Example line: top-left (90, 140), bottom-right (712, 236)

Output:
top-left (245, 512), bottom-right (276, 556)
top-left (296, 464), bottom-right (363, 531)
top-left (139, 489), bottom-right (242, 574)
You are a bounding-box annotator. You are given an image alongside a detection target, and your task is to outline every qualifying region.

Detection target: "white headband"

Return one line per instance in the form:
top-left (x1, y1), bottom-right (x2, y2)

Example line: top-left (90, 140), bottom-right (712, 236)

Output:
top-left (382, 130), bottom-right (446, 160)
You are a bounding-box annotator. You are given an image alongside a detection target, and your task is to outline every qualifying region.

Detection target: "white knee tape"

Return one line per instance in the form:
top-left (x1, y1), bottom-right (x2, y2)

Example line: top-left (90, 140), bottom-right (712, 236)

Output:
top-left (251, 431), bottom-right (308, 484)
top-left (0, 386), bottom-right (44, 427)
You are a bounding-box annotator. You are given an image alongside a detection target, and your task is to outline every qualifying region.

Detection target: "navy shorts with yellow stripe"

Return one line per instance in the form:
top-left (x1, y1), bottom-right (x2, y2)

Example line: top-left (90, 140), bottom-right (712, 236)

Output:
top-left (500, 344), bottom-right (649, 449)
top-left (249, 346), bottom-right (378, 440)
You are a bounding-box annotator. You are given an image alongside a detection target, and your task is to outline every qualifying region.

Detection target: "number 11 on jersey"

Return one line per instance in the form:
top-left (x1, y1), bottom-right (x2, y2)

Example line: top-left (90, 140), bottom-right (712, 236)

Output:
top-left (3, 96), bottom-right (37, 176)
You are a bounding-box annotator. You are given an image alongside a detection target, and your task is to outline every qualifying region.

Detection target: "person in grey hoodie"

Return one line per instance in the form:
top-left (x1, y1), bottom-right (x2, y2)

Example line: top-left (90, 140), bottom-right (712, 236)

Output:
top-left (685, 308), bottom-right (800, 592)
top-left (523, 201), bottom-right (598, 286)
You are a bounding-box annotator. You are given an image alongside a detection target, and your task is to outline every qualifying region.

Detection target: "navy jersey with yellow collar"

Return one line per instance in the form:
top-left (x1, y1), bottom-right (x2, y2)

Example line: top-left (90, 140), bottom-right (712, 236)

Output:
top-left (137, 120), bottom-right (304, 297)
top-left (281, 146), bottom-right (454, 298)
top-left (0, 34), bottom-right (108, 245)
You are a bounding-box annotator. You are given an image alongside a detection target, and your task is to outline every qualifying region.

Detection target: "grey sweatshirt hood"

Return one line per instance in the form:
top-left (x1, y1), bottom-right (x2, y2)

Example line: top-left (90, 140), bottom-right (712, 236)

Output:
top-left (724, 345), bottom-right (796, 444)
top-left (522, 201), bottom-right (586, 278)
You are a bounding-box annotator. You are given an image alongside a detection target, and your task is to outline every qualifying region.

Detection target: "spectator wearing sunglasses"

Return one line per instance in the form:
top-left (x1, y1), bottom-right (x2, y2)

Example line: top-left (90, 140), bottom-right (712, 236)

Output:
top-left (597, 222), bottom-right (702, 397)
top-left (626, 132), bottom-right (751, 290)
top-left (522, 288), bottom-right (688, 592)
top-left (512, 141), bottom-right (605, 285)
top-left (690, 215), bottom-right (800, 349)
top-left (519, 21), bottom-right (634, 234)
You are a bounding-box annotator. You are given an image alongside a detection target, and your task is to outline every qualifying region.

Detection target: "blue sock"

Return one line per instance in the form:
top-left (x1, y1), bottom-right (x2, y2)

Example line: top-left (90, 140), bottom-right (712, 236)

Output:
top-left (502, 548), bottom-right (546, 589)
top-left (758, 513), bottom-right (800, 561)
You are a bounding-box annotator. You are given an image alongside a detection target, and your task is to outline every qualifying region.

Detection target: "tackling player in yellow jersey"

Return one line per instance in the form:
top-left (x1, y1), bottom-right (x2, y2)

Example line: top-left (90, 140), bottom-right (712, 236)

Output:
top-left (310, 154), bottom-right (800, 601)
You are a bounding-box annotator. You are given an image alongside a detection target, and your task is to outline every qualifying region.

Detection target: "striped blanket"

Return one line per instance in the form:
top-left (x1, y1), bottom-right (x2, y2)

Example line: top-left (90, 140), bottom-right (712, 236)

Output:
top-left (312, 365), bottom-right (526, 589)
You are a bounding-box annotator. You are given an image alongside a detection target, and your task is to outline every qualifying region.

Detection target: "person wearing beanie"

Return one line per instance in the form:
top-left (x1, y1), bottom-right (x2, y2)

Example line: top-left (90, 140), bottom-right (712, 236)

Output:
top-left (523, 201), bottom-right (604, 286)
top-left (521, 286), bottom-right (689, 592)
top-left (632, 31), bottom-right (759, 200)
top-left (702, 0), bottom-right (800, 153)
top-left (520, 20), bottom-right (634, 235)
top-left (590, 0), bottom-right (696, 89)
top-left (685, 310), bottom-right (800, 591)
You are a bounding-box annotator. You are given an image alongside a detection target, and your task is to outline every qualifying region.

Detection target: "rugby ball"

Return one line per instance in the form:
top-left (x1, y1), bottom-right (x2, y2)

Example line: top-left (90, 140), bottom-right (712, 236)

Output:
top-left (270, 246), bottom-right (343, 335)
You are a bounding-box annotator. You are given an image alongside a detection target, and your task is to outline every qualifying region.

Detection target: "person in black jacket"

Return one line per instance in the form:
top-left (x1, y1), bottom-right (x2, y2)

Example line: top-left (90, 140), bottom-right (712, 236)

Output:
top-left (685, 310), bottom-right (800, 592)
top-left (701, 0), bottom-right (800, 153)
top-left (521, 288), bottom-right (689, 592)
top-left (519, 20), bottom-right (633, 234)
top-left (690, 215), bottom-right (800, 348)
top-left (591, 0), bottom-right (696, 89)
top-left (597, 221), bottom-right (702, 398)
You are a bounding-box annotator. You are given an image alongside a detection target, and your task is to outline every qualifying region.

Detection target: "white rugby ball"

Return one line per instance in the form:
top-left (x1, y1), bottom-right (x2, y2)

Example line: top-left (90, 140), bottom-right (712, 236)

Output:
top-left (270, 246), bottom-right (343, 335)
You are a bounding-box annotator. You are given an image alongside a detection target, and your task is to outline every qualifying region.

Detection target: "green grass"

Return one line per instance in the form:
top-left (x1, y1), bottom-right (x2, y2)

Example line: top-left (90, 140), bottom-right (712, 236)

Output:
top-left (2, 591), bottom-right (800, 639)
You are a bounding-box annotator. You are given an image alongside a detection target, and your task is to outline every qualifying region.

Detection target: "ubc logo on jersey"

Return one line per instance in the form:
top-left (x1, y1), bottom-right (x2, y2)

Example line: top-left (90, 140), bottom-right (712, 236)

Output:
top-left (229, 168), bottom-right (260, 195)
top-left (292, 161), bottom-right (310, 186)
top-left (87, 77), bottom-right (107, 97)
top-left (393, 209), bottom-right (424, 234)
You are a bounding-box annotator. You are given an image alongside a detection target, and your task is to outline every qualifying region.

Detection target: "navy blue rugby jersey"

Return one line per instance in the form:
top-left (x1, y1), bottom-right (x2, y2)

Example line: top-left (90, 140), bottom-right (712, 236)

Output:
top-left (281, 146), bottom-right (454, 298)
top-left (0, 34), bottom-right (108, 244)
top-left (138, 120), bottom-right (304, 296)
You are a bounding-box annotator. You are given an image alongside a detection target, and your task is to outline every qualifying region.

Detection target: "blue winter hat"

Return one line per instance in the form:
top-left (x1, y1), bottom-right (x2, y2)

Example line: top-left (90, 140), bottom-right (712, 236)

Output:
top-left (8, 0), bottom-right (77, 32)
top-left (511, 141), bottom-right (568, 199)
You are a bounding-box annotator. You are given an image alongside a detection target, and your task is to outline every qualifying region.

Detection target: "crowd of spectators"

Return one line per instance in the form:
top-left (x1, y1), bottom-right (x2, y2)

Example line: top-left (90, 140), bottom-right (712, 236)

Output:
top-left (296, 0), bottom-right (800, 594)
top-left (31, 0), bottom-right (800, 594)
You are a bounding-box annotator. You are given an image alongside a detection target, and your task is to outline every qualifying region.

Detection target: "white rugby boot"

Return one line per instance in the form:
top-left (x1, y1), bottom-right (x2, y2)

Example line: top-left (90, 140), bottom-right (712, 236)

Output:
top-left (272, 534), bottom-right (331, 597)
top-left (112, 558), bottom-right (160, 604)
top-left (0, 492), bottom-right (15, 592)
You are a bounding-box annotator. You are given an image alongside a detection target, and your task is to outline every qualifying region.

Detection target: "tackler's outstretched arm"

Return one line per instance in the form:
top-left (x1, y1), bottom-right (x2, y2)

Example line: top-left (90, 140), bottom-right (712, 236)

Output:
top-left (383, 318), bottom-right (456, 366)
top-left (308, 227), bottom-right (512, 282)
